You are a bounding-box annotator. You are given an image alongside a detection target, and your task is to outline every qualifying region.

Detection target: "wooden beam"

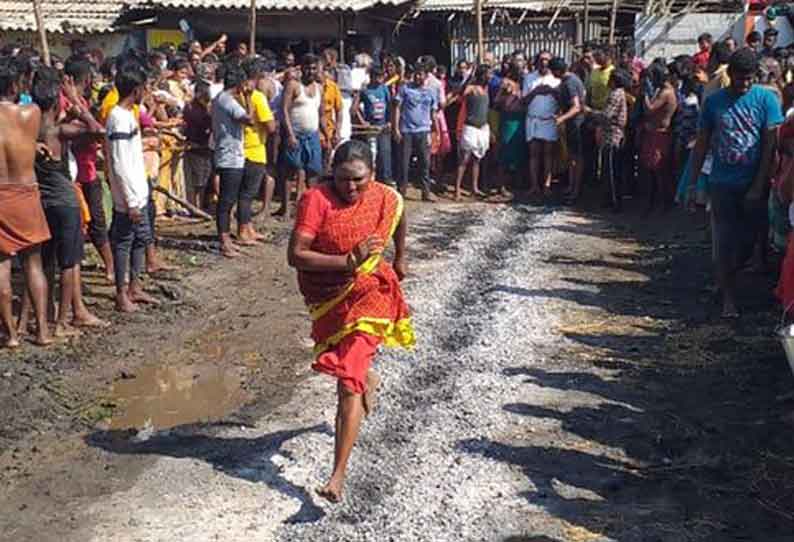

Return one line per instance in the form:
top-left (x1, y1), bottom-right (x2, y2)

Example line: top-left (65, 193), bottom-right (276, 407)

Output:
top-left (609, 0), bottom-right (620, 43)
top-left (249, 0), bottom-right (256, 56)
top-left (584, 0), bottom-right (590, 42)
top-left (475, 0), bottom-right (484, 61)
top-left (31, 0), bottom-right (50, 66)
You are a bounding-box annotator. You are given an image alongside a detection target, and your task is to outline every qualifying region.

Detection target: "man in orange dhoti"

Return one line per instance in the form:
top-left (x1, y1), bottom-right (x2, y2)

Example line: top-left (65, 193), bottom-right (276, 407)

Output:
top-left (288, 139), bottom-right (414, 503)
top-left (0, 58), bottom-right (53, 348)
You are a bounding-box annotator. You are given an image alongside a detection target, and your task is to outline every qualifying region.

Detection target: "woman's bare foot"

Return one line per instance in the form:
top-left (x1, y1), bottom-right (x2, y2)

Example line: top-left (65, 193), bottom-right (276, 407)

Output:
top-left (363, 370), bottom-right (381, 417)
top-left (221, 245), bottom-right (241, 258)
top-left (115, 295), bottom-right (139, 313)
top-left (129, 289), bottom-right (160, 305)
top-left (146, 262), bottom-right (177, 274)
top-left (72, 312), bottom-right (110, 328)
top-left (54, 322), bottom-right (82, 338)
top-left (33, 328), bottom-right (54, 346)
top-left (16, 316), bottom-right (30, 337)
top-left (235, 236), bottom-right (258, 247)
top-left (316, 479), bottom-right (343, 503)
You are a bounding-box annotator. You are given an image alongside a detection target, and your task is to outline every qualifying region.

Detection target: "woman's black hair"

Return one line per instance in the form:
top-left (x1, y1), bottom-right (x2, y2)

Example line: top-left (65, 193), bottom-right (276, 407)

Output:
top-left (332, 139), bottom-right (373, 172)
top-left (610, 68), bottom-right (633, 90)
top-left (31, 66), bottom-right (62, 112)
top-left (0, 56), bottom-right (21, 97)
top-left (646, 62), bottom-right (670, 88)
top-left (64, 58), bottom-right (93, 84)
top-left (473, 64), bottom-right (490, 85)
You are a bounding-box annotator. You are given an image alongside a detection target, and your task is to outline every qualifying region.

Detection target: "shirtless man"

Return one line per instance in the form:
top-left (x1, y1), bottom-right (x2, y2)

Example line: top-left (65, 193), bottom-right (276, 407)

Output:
top-left (0, 58), bottom-right (53, 347)
top-left (276, 54), bottom-right (325, 217)
top-left (26, 69), bottom-right (108, 336)
top-left (640, 62), bottom-right (678, 214)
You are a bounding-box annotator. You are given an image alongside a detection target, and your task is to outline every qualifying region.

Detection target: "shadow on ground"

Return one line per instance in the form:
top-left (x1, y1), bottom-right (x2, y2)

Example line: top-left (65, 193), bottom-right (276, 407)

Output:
top-left (87, 423), bottom-right (332, 524)
top-left (459, 202), bottom-right (794, 540)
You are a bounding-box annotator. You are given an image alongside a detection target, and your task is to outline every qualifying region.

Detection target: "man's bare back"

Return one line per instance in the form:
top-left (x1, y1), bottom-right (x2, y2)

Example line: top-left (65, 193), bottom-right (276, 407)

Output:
top-left (0, 102), bottom-right (41, 185)
top-left (645, 85), bottom-right (677, 132)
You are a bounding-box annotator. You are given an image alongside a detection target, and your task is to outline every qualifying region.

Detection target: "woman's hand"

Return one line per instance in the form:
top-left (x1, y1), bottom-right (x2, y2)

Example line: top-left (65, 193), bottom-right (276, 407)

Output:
top-left (352, 235), bottom-right (384, 267)
top-left (393, 257), bottom-right (407, 281)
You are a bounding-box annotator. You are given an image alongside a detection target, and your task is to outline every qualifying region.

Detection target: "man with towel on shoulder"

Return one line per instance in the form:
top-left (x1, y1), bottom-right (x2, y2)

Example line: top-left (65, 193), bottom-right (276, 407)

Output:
top-left (0, 57), bottom-right (53, 348)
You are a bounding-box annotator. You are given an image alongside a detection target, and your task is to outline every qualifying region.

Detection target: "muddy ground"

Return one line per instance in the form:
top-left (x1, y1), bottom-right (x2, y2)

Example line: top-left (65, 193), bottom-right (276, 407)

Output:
top-left (1, 188), bottom-right (793, 541)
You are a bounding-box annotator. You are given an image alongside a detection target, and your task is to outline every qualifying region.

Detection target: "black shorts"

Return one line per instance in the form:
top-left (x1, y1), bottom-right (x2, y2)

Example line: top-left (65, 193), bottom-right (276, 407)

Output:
top-left (566, 120), bottom-right (584, 157)
top-left (43, 205), bottom-right (84, 270)
top-left (81, 181), bottom-right (108, 247)
top-left (709, 183), bottom-right (766, 270)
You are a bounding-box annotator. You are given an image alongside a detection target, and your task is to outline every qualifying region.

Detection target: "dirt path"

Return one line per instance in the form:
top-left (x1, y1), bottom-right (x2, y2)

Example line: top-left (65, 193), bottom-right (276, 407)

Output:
top-left (1, 201), bottom-right (793, 541)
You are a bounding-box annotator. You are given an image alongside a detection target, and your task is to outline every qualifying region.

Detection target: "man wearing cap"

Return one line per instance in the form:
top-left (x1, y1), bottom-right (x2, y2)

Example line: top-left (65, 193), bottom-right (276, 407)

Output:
top-left (762, 28), bottom-right (779, 58)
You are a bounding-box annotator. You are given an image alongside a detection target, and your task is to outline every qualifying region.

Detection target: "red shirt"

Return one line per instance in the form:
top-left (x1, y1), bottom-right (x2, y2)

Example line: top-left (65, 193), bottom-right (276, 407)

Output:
top-left (693, 49), bottom-right (710, 70)
top-left (69, 94), bottom-right (101, 184)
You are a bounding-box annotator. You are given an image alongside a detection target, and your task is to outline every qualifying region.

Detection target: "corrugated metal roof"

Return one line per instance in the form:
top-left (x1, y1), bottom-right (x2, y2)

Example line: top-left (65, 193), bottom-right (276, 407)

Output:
top-left (0, 0), bottom-right (411, 34)
top-left (0, 0), bottom-right (127, 33)
top-left (417, 0), bottom-right (547, 11)
top-left (132, 0), bottom-right (409, 10)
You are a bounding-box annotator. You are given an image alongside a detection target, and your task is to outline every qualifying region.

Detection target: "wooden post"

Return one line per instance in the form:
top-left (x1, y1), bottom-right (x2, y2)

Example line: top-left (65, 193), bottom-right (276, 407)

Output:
top-left (583, 0), bottom-right (590, 43)
top-left (31, 0), bottom-right (51, 66)
top-left (475, 0), bottom-right (484, 62)
top-left (609, 0), bottom-right (619, 44)
top-left (249, 0), bottom-right (256, 56)
top-left (339, 14), bottom-right (345, 63)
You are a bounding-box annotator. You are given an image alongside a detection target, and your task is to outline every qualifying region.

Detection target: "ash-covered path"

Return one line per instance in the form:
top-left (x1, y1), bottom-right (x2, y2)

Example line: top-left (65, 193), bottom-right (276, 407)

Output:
top-left (72, 203), bottom-right (793, 542)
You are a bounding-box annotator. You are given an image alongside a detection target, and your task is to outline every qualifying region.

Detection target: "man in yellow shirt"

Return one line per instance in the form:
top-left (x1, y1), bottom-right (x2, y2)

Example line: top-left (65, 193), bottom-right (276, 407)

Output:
top-left (240, 58), bottom-right (276, 243)
top-left (99, 85), bottom-right (140, 125)
top-left (321, 65), bottom-right (343, 170)
top-left (587, 46), bottom-right (615, 111)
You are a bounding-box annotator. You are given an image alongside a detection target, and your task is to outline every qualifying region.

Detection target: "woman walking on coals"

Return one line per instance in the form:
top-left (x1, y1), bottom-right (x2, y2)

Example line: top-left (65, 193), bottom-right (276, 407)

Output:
top-left (287, 139), bottom-right (415, 503)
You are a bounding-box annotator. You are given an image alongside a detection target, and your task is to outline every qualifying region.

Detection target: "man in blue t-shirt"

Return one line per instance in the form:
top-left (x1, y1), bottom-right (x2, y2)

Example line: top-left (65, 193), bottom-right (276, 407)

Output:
top-left (353, 67), bottom-right (393, 185)
top-left (392, 63), bottom-right (438, 201)
top-left (688, 48), bottom-right (783, 318)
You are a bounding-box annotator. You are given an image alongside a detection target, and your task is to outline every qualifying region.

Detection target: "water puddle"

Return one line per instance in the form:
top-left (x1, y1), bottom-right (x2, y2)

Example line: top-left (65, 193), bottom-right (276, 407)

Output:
top-left (109, 364), bottom-right (249, 431)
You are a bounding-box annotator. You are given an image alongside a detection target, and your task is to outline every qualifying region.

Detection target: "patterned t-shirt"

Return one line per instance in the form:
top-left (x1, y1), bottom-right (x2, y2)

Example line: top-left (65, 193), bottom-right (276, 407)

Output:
top-left (700, 85), bottom-right (783, 186)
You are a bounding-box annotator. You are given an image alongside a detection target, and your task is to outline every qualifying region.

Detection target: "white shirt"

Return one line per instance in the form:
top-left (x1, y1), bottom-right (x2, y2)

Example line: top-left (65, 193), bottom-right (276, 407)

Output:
top-left (106, 106), bottom-right (149, 212)
top-left (209, 82), bottom-right (224, 100)
top-left (522, 71), bottom-right (560, 120)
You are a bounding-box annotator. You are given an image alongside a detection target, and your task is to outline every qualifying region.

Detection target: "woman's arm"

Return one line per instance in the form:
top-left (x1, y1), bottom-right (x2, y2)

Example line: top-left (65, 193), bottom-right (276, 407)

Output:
top-left (288, 230), bottom-right (382, 272)
top-left (392, 209), bottom-right (407, 280)
top-left (288, 231), bottom-right (350, 271)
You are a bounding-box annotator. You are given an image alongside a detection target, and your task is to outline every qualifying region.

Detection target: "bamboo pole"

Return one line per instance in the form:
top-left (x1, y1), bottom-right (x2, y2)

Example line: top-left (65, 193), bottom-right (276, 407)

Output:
top-left (249, 0), bottom-right (256, 56)
top-left (609, 0), bottom-right (619, 44)
top-left (584, 0), bottom-right (590, 43)
top-left (32, 0), bottom-right (51, 66)
top-left (339, 14), bottom-right (345, 63)
top-left (475, 0), bottom-right (484, 62)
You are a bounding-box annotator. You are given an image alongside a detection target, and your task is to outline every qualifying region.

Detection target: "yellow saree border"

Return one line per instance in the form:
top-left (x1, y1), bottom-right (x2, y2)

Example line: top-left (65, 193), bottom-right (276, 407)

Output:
top-left (313, 316), bottom-right (416, 355)
top-left (308, 185), bottom-right (405, 322)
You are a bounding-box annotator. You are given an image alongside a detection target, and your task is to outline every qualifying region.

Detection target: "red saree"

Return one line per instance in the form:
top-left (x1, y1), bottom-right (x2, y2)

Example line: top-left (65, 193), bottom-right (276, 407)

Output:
top-left (294, 181), bottom-right (415, 393)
